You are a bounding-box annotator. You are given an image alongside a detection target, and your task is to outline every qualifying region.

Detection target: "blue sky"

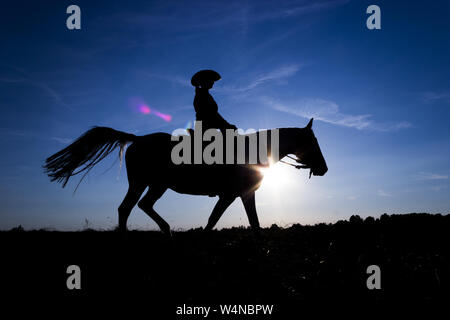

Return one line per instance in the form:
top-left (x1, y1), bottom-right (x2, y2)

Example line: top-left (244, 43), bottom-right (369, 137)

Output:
top-left (0, 0), bottom-right (449, 230)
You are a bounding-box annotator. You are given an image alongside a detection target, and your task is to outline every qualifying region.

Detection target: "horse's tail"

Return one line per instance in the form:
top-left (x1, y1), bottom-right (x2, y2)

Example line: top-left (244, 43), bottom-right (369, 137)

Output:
top-left (43, 127), bottom-right (136, 188)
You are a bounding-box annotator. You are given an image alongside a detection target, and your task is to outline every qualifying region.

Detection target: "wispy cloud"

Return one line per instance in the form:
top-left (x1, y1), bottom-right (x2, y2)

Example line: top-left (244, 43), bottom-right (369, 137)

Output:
top-left (31, 80), bottom-right (73, 110)
top-left (146, 64), bottom-right (302, 95)
top-left (217, 64), bottom-right (302, 93)
top-left (246, 28), bottom-right (301, 56)
top-left (377, 189), bottom-right (392, 197)
top-left (421, 91), bottom-right (450, 104)
top-left (282, 0), bottom-right (349, 17)
top-left (0, 66), bottom-right (73, 111)
top-left (415, 172), bottom-right (448, 180)
top-left (0, 77), bottom-right (27, 83)
top-left (1, 129), bottom-right (74, 144)
top-left (144, 73), bottom-right (191, 87)
top-left (50, 137), bottom-right (72, 144)
top-left (0, 128), bottom-right (28, 138)
top-left (429, 185), bottom-right (447, 192)
top-left (114, 0), bottom-right (349, 32)
top-left (264, 97), bottom-right (412, 131)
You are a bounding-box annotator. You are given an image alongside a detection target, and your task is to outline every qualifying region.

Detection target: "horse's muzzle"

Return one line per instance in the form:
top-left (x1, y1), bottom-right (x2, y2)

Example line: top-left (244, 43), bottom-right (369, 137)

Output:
top-left (313, 166), bottom-right (328, 176)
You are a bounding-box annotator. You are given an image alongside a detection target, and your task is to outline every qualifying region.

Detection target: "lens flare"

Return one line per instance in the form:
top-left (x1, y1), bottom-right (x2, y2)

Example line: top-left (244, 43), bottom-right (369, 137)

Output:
top-left (139, 105), bottom-right (151, 114)
top-left (128, 97), bottom-right (172, 122)
top-left (154, 111), bottom-right (172, 122)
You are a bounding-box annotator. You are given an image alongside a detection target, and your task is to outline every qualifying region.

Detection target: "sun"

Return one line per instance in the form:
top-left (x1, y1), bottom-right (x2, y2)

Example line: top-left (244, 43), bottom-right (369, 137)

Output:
top-left (259, 162), bottom-right (293, 189)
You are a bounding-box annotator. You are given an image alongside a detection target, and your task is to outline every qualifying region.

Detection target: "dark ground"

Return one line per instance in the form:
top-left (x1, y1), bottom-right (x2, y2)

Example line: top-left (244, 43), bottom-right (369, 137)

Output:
top-left (1, 213), bottom-right (449, 316)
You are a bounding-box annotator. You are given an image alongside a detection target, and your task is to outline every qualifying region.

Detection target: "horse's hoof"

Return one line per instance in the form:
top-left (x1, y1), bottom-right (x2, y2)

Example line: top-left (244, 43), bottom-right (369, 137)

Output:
top-left (161, 227), bottom-right (172, 237)
top-left (114, 225), bottom-right (127, 233)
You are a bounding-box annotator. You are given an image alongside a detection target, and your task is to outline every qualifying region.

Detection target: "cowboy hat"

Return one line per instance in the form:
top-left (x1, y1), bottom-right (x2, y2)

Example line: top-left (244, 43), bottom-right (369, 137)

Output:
top-left (191, 70), bottom-right (221, 87)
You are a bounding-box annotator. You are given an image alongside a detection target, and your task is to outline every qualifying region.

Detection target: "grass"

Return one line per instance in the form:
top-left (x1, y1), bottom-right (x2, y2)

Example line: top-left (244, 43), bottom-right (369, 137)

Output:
top-left (1, 213), bottom-right (449, 314)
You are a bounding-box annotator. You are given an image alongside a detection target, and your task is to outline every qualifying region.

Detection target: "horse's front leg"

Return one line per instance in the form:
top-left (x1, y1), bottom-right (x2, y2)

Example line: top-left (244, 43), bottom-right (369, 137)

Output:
top-left (241, 192), bottom-right (261, 236)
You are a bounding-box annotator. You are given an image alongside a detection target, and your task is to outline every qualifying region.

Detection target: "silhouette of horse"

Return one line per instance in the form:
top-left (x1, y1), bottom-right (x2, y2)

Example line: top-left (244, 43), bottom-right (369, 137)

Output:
top-left (44, 118), bottom-right (327, 235)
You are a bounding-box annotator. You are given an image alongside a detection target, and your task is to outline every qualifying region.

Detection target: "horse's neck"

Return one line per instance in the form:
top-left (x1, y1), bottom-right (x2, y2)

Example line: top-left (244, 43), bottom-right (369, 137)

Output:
top-left (243, 127), bottom-right (301, 162)
top-left (276, 127), bottom-right (302, 160)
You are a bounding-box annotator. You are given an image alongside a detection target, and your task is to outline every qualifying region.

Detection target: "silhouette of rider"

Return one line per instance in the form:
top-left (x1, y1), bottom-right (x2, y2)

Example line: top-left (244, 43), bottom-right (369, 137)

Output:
top-left (191, 70), bottom-right (237, 133)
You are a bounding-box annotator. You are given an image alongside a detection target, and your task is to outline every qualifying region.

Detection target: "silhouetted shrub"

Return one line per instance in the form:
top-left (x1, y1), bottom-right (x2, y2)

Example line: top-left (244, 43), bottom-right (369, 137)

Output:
top-left (364, 216), bottom-right (375, 224)
top-left (349, 215), bottom-right (363, 224)
top-left (9, 225), bottom-right (24, 232)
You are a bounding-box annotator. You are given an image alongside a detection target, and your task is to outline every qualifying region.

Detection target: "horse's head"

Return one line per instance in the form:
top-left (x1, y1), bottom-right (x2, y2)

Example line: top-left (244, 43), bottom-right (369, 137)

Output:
top-left (294, 118), bottom-right (328, 177)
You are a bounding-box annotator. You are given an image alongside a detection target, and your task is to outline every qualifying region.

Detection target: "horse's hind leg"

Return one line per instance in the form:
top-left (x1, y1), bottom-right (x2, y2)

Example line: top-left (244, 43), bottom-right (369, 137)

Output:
top-left (204, 196), bottom-right (236, 231)
top-left (118, 184), bottom-right (146, 232)
top-left (138, 186), bottom-right (170, 235)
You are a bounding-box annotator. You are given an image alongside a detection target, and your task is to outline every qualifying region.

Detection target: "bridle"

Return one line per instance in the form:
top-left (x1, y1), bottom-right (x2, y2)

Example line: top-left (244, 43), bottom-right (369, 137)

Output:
top-left (279, 155), bottom-right (308, 169)
top-left (279, 154), bottom-right (313, 178)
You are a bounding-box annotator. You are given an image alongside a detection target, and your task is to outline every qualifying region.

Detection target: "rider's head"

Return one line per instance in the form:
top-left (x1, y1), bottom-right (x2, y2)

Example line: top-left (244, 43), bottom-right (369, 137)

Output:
top-left (200, 79), bottom-right (214, 89)
top-left (191, 70), bottom-right (221, 90)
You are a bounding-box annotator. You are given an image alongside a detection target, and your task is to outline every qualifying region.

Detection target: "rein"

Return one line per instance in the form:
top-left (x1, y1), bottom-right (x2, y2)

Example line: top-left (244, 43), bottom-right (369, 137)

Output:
top-left (279, 155), bottom-right (312, 178)
top-left (279, 155), bottom-right (308, 169)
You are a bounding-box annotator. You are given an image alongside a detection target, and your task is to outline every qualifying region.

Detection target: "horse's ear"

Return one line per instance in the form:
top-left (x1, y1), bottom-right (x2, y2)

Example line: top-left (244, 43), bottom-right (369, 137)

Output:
top-left (306, 118), bottom-right (314, 129)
